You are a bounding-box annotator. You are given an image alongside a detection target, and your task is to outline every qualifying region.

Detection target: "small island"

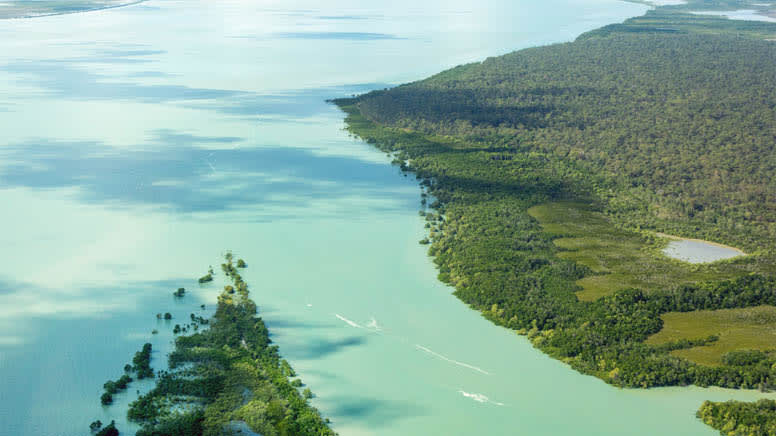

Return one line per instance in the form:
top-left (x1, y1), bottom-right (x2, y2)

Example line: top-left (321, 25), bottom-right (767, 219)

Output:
top-left (197, 266), bottom-right (214, 284)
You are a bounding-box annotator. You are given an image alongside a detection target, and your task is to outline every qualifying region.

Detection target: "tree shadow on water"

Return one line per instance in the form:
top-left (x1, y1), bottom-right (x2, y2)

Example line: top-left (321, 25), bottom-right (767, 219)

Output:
top-left (327, 396), bottom-right (429, 428)
top-left (287, 336), bottom-right (367, 359)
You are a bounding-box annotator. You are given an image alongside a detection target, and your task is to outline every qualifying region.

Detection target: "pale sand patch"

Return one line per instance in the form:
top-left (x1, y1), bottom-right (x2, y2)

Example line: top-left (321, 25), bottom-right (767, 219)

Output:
top-left (649, 0), bottom-right (686, 5)
top-left (656, 232), bottom-right (746, 255)
top-left (690, 9), bottom-right (776, 23)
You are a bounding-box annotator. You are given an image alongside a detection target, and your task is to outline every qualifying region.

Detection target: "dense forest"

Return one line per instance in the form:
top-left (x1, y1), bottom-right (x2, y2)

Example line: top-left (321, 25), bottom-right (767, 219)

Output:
top-left (124, 254), bottom-right (335, 436)
top-left (334, 1), bottom-right (776, 434)
top-left (698, 399), bottom-right (776, 435)
top-left (352, 24), bottom-right (776, 252)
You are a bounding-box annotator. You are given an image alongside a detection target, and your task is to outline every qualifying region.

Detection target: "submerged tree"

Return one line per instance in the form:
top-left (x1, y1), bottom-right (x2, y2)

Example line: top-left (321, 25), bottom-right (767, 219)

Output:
top-left (89, 420), bottom-right (102, 432)
top-left (95, 420), bottom-right (118, 436)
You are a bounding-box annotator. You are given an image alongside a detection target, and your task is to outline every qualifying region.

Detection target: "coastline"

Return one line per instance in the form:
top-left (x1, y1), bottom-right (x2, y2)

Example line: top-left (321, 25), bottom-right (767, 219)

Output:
top-left (334, 1), bottom-right (776, 432)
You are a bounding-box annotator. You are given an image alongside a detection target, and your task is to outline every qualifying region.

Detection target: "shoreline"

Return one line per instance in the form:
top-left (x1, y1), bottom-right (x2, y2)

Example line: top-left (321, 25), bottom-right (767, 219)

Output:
top-left (334, 1), bottom-right (776, 432)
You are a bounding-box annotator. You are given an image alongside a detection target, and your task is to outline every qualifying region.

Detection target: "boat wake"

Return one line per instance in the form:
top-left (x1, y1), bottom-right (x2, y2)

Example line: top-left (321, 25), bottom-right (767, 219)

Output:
top-left (366, 317), bottom-right (382, 331)
top-left (458, 390), bottom-right (505, 406)
top-left (415, 344), bottom-right (491, 375)
top-left (335, 313), bottom-right (362, 328)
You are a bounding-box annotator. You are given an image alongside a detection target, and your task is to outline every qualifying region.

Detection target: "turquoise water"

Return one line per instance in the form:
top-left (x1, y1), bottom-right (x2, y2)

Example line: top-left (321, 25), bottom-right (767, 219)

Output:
top-left (664, 239), bottom-right (745, 263)
top-left (1, 1), bottom-right (773, 435)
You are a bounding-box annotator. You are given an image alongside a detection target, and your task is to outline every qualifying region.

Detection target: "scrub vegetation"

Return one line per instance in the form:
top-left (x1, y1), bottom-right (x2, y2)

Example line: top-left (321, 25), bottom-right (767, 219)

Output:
top-left (126, 254), bottom-right (335, 436)
top-left (333, 0), bottom-right (776, 432)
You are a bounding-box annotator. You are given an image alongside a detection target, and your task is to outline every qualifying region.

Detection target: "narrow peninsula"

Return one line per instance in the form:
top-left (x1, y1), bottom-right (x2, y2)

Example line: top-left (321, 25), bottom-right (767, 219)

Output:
top-left (123, 254), bottom-right (336, 436)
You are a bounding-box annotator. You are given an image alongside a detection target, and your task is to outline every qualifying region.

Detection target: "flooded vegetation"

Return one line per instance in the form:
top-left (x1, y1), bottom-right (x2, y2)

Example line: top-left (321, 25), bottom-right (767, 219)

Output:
top-left (126, 255), bottom-right (334, 436)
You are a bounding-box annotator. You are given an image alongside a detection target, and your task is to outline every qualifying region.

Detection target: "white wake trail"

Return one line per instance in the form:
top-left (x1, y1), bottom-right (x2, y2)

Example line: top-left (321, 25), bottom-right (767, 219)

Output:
top-left (335, 314), bottom-right (362, 328)
top-left (366, 317), bottom-right (382, 331)
top-left (415, 344), bottom-right (491, 375)
top-left (458, 390), bottom-right (505, 406)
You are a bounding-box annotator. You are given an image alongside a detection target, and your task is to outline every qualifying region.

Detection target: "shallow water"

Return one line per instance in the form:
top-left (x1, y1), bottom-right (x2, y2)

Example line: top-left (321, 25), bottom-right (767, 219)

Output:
top-left (664, 239), bottom-right (744, 263)
top-left (1, 1), bottom-right (773, 435)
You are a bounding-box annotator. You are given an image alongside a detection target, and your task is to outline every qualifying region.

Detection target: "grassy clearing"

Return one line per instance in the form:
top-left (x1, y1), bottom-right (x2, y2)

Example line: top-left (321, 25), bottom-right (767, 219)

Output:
top-left (528, 201), bottom-right (747, 301)
top-left (646, 306), bottom-right (776, 366)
